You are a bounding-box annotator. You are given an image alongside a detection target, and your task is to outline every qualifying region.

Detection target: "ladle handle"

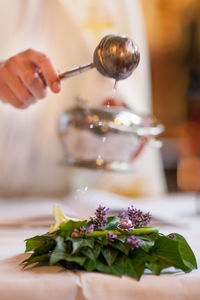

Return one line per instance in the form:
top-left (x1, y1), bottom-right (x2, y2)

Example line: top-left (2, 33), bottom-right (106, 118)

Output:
top-left (59, 62), bottom-right (94, 80)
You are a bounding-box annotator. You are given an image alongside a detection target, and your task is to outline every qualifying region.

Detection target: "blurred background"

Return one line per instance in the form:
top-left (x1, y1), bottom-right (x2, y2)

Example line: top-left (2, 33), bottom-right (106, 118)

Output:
top-left (141, 0), bottom-right (200, 194)
top-left (0, 0), bottom-right (199, 199)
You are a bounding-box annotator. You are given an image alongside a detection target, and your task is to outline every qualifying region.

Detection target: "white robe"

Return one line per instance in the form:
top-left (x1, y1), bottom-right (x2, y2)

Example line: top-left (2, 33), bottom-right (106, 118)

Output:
top-left (0, 0), bottom-right (166, 197)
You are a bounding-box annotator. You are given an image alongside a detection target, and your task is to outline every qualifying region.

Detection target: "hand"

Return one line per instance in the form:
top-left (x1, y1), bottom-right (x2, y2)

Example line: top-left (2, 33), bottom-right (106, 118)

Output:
top-left (0, 49), bottom-right (61, 109)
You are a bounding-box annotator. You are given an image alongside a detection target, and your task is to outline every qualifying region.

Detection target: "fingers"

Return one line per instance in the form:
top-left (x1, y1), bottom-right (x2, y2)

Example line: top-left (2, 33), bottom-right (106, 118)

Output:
top-left (17, 63), bottom-right (48, 100)
top-left (0, 84), bottom-right (26, 109)
top-left (0, 49), bottom-right (61, 109)
top-left (26, 49), bottom-right (61, 93)
top-left (3, 60), bottom-right (36, 105)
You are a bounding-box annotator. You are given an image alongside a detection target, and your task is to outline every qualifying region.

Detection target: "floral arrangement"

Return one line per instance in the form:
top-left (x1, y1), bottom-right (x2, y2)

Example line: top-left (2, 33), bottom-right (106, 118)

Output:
top-left (23, 204), bottom-right (197, 280)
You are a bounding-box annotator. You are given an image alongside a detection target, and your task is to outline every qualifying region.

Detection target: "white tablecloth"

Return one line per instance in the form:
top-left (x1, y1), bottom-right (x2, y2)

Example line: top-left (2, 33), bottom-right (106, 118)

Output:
top-left (0, 191), bottom-right (200, 300)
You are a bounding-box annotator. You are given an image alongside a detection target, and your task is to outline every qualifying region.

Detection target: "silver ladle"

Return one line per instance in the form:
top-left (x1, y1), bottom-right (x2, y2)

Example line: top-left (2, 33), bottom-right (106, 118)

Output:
top-left (59, 34), bottom-right (140, 81)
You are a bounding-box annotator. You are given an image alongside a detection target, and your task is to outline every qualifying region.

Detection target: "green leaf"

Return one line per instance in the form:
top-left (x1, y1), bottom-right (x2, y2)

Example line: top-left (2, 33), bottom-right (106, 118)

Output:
top-left (34, 240), bottom-right (56, 257)
top-left (81, 247), bottom-right (96, 261)
top-left (136, 233), bottom-right (158, 253)
top-left (25, 235), bottom-right (48, 252)
top-left (23, 253), bottom-right (50, 267)
top-left (123, 256), bottom-right (138, 278)
top-left (104, 216), bottom-right (120, 230)
top-left (64, 256), bottom-right (86, 266)
top-left (140, 240), bottom-right (155, 252)
top-left (93, 242), bottom-right (101, 259)
top-left (83, 259), bottom-right (96, 271)
top-left (70, 238), bottom-right (83, 253)
top-left (108, 255), bottom-right (125, 276)
top-left (68, 237), bottom-right (95, 254)
top-left (59, 220), bottom-right (88, 233)
top-left (151, 236), bottom-right (190, 272)
top-left (174, 233), bottom-right (197, 270)
top-left (112, 241), bottom-right (129, 255)
top-left (146, 259), bottom-right (170, 275)
top-left (95, 256), bottom-right (124, 277)
top-left (50, 236), bottom-right (66, 265)
top-left (129, 249), bottom-right (149, 279)
top-left (116, 235), bottom-right (126, 243)
top-left (101, 247), bottom-right (119, 266)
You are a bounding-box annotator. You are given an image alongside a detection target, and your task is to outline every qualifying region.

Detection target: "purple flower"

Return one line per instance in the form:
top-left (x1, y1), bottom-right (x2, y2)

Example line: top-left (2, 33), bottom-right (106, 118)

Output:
top-left (117, 217), bottom-right (134, 232)
top-left (71, 223), bottom-right (94, 237)
top-left (71, 228), bottom-right (80, 238)
top-left (126, 236), bottom-right (143, 250)
top-left (87, 223), bottom-right (95, 233)
top-left (118, 209), bottom-right (127, 219)
top-left (168, 233), bottom-right (176, 240)
top-left (141, 212), bottom-right (152, 226)
top-left (91, 205), bottom-right (110, 229)
top-left (107, 232), bottom-right (117, 244)
top-left (127, 205), bottom-right (151, 227)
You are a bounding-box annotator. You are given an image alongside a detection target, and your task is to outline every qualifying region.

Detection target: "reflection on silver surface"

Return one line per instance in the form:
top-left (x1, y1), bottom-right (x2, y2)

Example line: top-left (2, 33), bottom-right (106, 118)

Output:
top-left (93, 34), bottom-right (140, 80)
top-left (59, 34), bottom-right (140, 81)
top-left (57, 103), bottom-right (164, 172)
top-left (60, 157), bottom-right (133, 172)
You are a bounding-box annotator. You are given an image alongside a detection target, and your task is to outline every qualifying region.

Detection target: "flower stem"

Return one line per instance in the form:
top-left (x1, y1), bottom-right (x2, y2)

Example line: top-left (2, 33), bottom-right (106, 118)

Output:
top-left (85, 227), bottom-right (159, 238)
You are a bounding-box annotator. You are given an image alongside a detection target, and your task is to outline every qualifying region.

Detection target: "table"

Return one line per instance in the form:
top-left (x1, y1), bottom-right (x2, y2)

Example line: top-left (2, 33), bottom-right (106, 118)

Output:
top-left (0, 191), bottom-right (200, 300)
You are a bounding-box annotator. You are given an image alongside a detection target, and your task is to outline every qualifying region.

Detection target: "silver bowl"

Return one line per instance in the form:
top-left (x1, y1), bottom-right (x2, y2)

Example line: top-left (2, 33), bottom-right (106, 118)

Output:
top-left (57, 102), bottom-right (164, 172)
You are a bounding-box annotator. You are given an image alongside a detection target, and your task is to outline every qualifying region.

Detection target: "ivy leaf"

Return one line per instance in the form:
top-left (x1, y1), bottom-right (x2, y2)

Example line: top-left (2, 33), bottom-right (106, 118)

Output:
top-left (143, 232), bottom-right (160, 241)
top-left (108, 255), bottom-right (125, 276)
top-left (25, 235), bottom-right (48, 252)
top-left (68, 237), bottom-right (95, 254)
top-left (151, 236), bottom-right (190, 272)
top-left (129, 249), bottom-right (149, 280)
top-left (93, 242), bottom-right (101, 260)
top-left (84, 259), bottom-right (96, 271)
top-left (112, 241), bottom-right (129, 255)
top-left (104, 216), bottom-right (120, 230)
top-left (146, 259), bottom-right (171, 275)
top-left (81, 247), bottom-right (95, 261)
top-left (101, 247), bottom-right (119, 266)
top-left (64, 256), bottom-right (86, 266)
top-left (123, 256), bottom-right (138, 278)
top-left (50, 236), bottom-right (66, 265)
top-left (59, 220), bottom-right (88, 233)
top-left (173, 233), bottom-right (197, 270)
top-left (140, 240), bottom-right (155, 252)
top-left (116, 235), bottom-right (126, 243)
top-left (95, 256), bottom-right (124, 277)
top-left (69, 238), bottom-right (83, 254)
top-left (23, 253), bottom-right (50, 267)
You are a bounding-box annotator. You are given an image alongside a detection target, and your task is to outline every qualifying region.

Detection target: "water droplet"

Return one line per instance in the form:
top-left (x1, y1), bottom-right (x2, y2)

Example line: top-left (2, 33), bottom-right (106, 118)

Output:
top-left (96, 155), bottom-right (104, 166)
top-left (102, 137), bottom-right (106, 143)
top-left (89, 124), bottom-right (94, 129)
top-left (75, 186), bottom-right (89, 196)
top-left (113, 80), bottom-right (118, 90)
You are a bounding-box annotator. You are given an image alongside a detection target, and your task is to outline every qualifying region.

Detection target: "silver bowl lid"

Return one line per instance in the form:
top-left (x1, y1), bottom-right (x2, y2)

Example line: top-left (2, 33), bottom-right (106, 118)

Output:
top-left (57, 103), bottom-right (164, 137)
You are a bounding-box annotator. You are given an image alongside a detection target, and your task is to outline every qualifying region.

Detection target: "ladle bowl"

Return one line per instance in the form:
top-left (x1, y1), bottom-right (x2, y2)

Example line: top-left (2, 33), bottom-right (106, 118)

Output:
top-left (59, 34), bottom-right (140, 81)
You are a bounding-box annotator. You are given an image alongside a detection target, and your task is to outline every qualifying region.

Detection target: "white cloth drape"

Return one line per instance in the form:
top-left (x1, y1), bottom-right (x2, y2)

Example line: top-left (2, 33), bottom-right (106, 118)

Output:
top-left (0, 193), bottom-right (200, 299)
